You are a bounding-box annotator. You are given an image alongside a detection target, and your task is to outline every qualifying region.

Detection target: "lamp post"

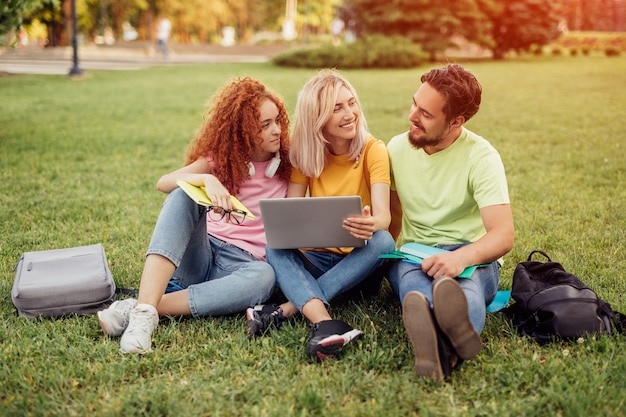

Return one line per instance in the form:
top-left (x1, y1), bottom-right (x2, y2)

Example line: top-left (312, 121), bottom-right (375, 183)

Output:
top-left (68, 0), bottom-right (83, 77)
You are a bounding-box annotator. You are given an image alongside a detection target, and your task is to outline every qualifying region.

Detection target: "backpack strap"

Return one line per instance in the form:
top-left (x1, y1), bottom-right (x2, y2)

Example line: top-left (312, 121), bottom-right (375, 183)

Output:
top-left (598, 299), bottom-right (626, 335)
top-left (528, 250), bottom-right (552, 262)
top-left (614, 311), bottom-right (626, 334)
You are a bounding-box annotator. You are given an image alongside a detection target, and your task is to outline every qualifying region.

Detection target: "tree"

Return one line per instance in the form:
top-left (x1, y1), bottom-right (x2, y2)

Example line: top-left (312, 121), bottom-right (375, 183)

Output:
top-left (1, 0), bottom-right (49, 40)
top-left (484, 0), bottom-right (562, 59)
top-left (345, 0), bottom-right (470, 59)
top-left (559, 0), bottom-right (626, 31)
top-left (13, 0), bottom-right (337, 46)
top-left (345, 0), bottom-right (501, 60)
top-left (21, 0), bottom-right (67, 46)
top-left (298, 0), bottom-right (338, 37)
top-left (345, 0), bottom-right (564, 60)
top-left (147, 0), bottom-right (286, 43)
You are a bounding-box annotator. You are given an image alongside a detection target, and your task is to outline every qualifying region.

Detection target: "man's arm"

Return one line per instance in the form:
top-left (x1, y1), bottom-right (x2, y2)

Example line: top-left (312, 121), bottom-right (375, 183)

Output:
top-left (458, 203), bottom-right (515, 265)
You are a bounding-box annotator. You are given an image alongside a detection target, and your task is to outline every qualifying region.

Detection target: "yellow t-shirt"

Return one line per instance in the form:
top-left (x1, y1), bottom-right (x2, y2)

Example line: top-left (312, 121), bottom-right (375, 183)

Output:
top-left (290, 136), bottom-right (390, 254)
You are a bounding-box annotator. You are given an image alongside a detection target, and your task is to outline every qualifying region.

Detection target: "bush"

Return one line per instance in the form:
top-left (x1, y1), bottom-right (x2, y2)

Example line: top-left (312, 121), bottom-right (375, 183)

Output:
top-left (569, 47), bottom-right (579, 56)
top-left (529, 44), bottom-right (543, 56)
top-left (551, 31), bottom-right (626, 56)
top-left (551, 46), bottom-right (563, 56)
top-left (605, 46), bottom-right (622, 56)
top-left (272, 36), bottom-right (428, 69)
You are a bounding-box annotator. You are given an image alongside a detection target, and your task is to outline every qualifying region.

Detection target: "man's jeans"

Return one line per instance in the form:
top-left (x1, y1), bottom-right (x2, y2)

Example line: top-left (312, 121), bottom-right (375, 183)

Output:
top-left (147, 188), bottom-right (275, 317)
top-left (387, 243), bottom-right (500, 334)
top-left (266, 230), bottom-right (396, 311)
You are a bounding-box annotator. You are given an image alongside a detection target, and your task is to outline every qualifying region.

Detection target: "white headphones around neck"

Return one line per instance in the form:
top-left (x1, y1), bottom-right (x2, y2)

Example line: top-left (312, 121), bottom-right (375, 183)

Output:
top-left (248, 153), bottom-right (281, 178)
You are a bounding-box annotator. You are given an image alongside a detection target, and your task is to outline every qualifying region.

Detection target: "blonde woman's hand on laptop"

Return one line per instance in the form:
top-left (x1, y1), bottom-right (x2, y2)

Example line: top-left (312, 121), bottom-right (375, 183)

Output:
top-left (343, 205), bottom-right (376, 240)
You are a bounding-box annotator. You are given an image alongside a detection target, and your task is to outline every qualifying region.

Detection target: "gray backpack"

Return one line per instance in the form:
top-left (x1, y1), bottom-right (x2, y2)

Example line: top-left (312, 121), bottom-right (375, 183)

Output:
top-left (12, 244), bottom-right (117, 318)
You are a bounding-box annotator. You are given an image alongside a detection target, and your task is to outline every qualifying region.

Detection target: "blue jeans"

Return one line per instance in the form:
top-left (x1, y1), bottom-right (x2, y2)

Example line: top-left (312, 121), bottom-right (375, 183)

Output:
top-left (146, 188), bottom-right (275, 318)
top-left (156, 39), bottom-right (168, 57)
top-left (266, 230), bottom-right (396, 311)
top-left (387, 243), bottom-right (500, 334)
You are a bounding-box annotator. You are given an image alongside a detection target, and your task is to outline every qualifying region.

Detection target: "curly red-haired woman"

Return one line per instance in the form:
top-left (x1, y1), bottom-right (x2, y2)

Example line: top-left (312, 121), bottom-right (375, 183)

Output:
top-left (97, 77), bottom-right (291, 354)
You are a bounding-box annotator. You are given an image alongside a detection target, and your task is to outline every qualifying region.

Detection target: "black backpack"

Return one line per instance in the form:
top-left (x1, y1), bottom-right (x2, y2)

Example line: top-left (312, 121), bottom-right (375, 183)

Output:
top-left (502, 250), bottom-right (625, 344)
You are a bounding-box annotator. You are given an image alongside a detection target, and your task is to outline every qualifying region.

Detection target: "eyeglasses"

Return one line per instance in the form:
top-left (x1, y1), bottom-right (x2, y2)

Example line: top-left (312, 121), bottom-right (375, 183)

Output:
top-left (206, 206), bottom-right (247, 225)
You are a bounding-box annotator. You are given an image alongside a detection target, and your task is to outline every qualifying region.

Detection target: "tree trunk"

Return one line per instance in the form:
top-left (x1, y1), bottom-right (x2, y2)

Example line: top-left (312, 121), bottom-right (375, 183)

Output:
top-left (492, 46), bottom-right (505, 60)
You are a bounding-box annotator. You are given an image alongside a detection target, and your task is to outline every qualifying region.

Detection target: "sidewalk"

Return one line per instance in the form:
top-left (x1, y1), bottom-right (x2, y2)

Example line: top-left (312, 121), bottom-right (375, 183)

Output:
top-left (0, 42), bottom-right (293, 75)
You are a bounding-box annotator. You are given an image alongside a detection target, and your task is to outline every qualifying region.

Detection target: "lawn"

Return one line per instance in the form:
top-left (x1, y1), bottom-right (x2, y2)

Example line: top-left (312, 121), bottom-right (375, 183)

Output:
top-left (1, 55), bottom-right (625, 416)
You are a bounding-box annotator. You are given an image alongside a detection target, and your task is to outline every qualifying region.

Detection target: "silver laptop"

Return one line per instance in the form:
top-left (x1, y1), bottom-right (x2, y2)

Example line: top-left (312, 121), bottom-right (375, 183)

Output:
top-left (260, 196), bottom-right (366, 249)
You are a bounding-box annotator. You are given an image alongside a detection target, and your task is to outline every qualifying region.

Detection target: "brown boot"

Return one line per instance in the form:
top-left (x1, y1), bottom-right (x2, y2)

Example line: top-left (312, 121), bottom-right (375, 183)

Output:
top-left (402, 291), bottom-right (444, 381)
top-left (432, 277), bottom-right (482, 360)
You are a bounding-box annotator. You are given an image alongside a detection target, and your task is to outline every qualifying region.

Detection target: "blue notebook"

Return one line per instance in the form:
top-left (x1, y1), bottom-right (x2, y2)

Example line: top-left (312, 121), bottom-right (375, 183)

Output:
top-left (379, 242), bottom-right (483, 279)
top-left (487, 290), bottom-right (511, 313)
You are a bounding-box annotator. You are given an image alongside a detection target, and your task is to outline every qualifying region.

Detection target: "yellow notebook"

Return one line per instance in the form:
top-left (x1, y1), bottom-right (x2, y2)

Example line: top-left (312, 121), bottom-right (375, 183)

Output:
top-left (176, 180), bottom-right (255, 219)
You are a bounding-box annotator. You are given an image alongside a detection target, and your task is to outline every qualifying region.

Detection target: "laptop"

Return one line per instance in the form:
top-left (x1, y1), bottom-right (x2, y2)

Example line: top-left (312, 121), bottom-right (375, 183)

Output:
top-left (259, 196), bottom-right (366, 249)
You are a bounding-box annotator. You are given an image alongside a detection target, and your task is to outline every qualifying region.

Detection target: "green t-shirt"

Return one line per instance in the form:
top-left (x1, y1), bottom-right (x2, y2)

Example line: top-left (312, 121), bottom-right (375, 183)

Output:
top-left (388, 128), bottom-right (510, 247)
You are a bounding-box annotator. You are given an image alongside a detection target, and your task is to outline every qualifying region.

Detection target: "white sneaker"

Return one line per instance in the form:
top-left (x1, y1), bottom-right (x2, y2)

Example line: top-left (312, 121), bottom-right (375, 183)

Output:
top-left (97, 298), bottom-right (137, 337)
top-left (120, 304), bottom-right (159, 354)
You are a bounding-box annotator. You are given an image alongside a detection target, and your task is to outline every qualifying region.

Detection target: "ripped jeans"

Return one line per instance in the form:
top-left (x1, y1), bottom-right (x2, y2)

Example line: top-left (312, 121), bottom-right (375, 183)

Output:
top-left (266, 230), bottom-right (396, 311)
top-left (146, 188), bottom-right (275, 317)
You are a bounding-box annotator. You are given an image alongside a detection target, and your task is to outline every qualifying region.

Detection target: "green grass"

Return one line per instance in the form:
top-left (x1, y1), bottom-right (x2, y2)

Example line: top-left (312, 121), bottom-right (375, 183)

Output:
top-left (1, 55), bottom-right (626, 416)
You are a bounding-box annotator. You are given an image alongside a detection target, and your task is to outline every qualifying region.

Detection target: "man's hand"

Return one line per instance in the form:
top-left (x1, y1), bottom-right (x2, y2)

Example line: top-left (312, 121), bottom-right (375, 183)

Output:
top-left (421, 251), bottom-right (467, 279)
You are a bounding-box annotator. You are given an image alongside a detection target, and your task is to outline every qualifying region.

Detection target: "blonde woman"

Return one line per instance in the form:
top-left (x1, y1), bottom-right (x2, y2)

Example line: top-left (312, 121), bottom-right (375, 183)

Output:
top-left (247, 69), bottom-right (395, 361)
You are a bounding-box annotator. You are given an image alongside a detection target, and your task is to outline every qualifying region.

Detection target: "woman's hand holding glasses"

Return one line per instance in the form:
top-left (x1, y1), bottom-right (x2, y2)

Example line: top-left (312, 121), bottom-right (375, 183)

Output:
top-left (207, 206), bottom-right (247, 224)
top-left (201, 175), bottom-right (247, 224)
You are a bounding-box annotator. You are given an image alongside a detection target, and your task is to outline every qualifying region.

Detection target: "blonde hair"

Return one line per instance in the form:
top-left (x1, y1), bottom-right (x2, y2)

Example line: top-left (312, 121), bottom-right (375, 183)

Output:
top-left (290, 69), bottom-right (369, 178)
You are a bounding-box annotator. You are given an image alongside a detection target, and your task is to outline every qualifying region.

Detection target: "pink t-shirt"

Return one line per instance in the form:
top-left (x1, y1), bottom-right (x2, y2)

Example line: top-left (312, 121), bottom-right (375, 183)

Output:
top-left (206, 159), bottom-right (288, 260)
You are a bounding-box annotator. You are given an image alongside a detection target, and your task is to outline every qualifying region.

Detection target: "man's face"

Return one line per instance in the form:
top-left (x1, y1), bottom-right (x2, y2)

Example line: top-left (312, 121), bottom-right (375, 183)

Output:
top-left (407, 82), bottom-right (452, 152)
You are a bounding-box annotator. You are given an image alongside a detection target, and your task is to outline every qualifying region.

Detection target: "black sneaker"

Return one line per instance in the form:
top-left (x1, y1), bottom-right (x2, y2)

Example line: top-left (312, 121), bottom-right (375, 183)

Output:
top-left (306, 319), bottom-right (363, 362)
top-left (246, 304), bottom-right (286, 338)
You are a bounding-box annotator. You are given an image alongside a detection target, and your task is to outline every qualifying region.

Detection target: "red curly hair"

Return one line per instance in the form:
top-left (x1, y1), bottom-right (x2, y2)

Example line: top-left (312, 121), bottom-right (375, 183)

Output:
top-left (184, 77), bottom-right (291, 194)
